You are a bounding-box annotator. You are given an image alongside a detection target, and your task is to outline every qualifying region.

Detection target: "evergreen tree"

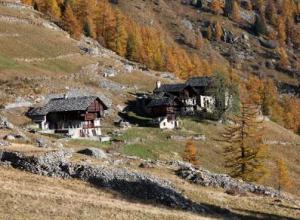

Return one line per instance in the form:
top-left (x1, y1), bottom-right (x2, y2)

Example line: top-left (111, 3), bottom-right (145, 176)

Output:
top-left (126, 33), bottom-right (138, 61)
top-left (209, 72), bottom-right (239, 120)
top-left (277, 159), bottom-right (293, 193)
top-left (183, 140), bottom-right (198, 165)
top-left (220, 103), bottom-right (268, 182)
top-left (83, 18), bottom-right (95, 38)
top-left (254, 13), bottom-right (268, 36)
top-left (224, 0), bottom-right (234, 16)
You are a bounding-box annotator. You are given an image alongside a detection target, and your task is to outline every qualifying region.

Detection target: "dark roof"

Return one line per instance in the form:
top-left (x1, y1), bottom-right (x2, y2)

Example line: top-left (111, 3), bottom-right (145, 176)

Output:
top-left (28, 96), bottom-right (108, 116)
top-left (147, 96), bottom-right (177, 108)
top-left (186, 76), bottom-right (212, 87)
top-left (154, 83), bottom-right (186, 93)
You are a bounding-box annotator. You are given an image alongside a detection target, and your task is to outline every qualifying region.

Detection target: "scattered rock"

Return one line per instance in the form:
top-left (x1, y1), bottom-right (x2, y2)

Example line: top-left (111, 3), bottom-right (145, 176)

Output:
top-left (139, 161), bottom-right (156, 168)
top-left (4, 97), bottom-right (33, 109)
top-left (36, 138), bottom-right (52, 148)
top-left (193, 135), bottom-right (206, 141)
top-left (182, 18), bottom-right (193, 30)
top-left (103, 67), bottom-right (117, 77)
top-left (77, 147), bottom-right (108, 159)
top-left (99, 79), bottom-right (125, 91)
top-left (169, 134), bottom-right (206, 141)
top-left (0, 116), bottom-right (14, 129)
top-left (259, 38), bottom-right (277, 49)
top-left (3, 135), bottom-right (15, 141)
top-left (124, 64), bottom-right (134, 73)
top-left (265, 60), bottom-right (275, 69)
top-left (0, 141), bottom-right (10, 147)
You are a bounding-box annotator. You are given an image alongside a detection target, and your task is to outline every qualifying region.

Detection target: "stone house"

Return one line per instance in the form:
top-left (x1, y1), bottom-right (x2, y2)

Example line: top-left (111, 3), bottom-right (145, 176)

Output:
top-left (28, 96), bottom-right (108, 139)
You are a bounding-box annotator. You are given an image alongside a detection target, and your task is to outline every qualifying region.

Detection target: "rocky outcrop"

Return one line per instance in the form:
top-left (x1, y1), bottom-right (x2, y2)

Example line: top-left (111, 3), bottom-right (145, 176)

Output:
top-left (0, 150), bottom-right (228, 215)
top-left (77, 148), bottom-right (107, 159)
top-left (176, 165), bottom-right (280, 197)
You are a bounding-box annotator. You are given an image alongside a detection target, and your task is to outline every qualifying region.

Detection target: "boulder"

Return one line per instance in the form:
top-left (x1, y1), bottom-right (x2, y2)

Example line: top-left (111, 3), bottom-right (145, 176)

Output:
top-left (36, 138), bottom-right (52, 148)
top-left (103, 67), bottom-right (117, 77)
top-left (259, 38), bottom-right (277, 49)
top-left (139, 161), bottom-right (156, 168)
top-left (77, 147), bottom-right (108, 159)
top-left (3, 134), bottom-right (15, 141)
top-left (124, 64), bottom-right (134, 73)
top-left (0, 116), bottom-right (14, 129)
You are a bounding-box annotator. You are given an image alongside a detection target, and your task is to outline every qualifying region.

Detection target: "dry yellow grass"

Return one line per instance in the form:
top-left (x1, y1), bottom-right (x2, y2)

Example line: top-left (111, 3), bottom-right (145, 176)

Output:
top-left (0, 167), bottom-right (210, 220)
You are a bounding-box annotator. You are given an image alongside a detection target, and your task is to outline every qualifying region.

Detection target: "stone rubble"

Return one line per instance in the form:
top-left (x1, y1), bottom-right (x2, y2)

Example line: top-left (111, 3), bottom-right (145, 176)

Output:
top-left (0, 115), bottom-right (14, 129)
top-left (176, 164), bottom-right (280, 197)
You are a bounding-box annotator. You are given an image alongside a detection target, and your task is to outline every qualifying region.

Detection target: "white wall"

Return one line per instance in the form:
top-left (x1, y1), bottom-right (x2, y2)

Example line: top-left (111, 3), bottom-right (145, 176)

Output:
top-left (159, 117), bottom-right (179, 130)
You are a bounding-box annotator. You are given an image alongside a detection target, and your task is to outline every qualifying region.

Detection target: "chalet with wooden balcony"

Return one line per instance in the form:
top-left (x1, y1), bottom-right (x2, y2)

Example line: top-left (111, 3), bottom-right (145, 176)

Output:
top-left (147, 95), bottom-right (180, 129)
top-left (154, 81), bottom-right (198, 114)
top-left (28, 96), bottom-right (108, 139)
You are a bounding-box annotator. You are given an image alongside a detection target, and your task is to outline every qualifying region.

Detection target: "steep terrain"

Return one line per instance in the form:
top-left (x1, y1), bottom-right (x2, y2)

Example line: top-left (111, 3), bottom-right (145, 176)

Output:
top-left (0, 1), bottom-right (300, 219)
top-left (114, 0), bottom-right (300, 87)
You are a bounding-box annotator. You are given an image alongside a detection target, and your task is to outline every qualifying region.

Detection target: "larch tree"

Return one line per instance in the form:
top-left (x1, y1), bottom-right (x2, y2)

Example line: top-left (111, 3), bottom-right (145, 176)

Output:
top-left (215, 21), bottom-right (223, 41)
top-left (220, 102), bottom-right (268, 182)
top-left (183, 140), bottom-right (198, 165)
top-left (207, 24), bottom-right (213, 40)
top-left (126, 32), bottom-right (139, 61)
top-left (231, 0), bottom-right (241, 22)
top-left (277, 159), bottom-right (293, 193)
top-left (45, 0), bottom-right (61, 19)
top-left (260, 79), bottom-right (278, 116)
top-left (62, 3), bottom-right (81, 39)
top-left (210, 0), bottom-right (222, 15)
top-left (113, 10), bottom-right (128, 56)
top-left (277, 47), bottom-right (289, 69)
top-left (245, 76), bottom-right (264, 107)
top-left (277, 16), bottom-right (287, 46)
top-left (265, 0), bottom-right (277, 26)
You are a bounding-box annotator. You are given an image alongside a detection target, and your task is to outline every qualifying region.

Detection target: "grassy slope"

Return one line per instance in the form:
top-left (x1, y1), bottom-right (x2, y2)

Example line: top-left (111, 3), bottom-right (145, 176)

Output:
top-left (0, 148), bottom-right (299, 220)
top-left (107, 118), bottom-right (300, 196)
top-left (0, 166), bottom-right (207, 220)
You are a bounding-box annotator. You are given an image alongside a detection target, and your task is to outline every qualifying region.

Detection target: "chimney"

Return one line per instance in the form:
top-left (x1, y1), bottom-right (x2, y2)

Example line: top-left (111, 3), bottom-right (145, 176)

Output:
top-left (156, 80), bottom-right (161, 89)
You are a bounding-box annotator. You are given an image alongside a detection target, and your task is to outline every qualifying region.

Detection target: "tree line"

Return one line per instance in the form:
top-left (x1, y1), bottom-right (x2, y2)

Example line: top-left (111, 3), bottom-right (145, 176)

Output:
top-left (21, 0), bottom-right (214, 79)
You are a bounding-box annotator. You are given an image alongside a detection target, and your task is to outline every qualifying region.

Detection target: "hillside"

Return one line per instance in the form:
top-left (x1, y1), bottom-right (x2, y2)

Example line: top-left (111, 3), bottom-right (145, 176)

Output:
top-left (114, 0), bottom-right (300, 86)
top-left (0, 0), bottom-right (300, 219)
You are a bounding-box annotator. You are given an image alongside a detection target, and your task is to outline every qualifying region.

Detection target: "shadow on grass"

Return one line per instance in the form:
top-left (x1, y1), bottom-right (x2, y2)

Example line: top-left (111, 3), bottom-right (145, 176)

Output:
top-left (87, 175), bottom-right (297, 220)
